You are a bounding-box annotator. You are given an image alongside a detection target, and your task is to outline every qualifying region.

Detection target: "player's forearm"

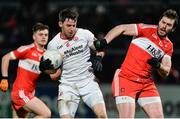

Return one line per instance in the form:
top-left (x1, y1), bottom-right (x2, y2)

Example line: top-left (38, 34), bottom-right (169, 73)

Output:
top-left (1, 53), bottom-right (11, 92)
top-left (104, 24), bottom-right (137, 44)
top-left (104, 25), bottom-right (124, 44)
top-left (94, 24), bottom-right (136, 51)
top-left (1, 54), bottom-right (11, 77)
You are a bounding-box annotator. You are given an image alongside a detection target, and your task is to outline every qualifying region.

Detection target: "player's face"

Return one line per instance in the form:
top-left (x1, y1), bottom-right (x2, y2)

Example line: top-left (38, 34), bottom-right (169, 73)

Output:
top-left (157, 16), bottom-right (175, 38)
top-left (59, 18), bottom-right (77, 39)
top-left (33, 29), bottom-right (49, 46)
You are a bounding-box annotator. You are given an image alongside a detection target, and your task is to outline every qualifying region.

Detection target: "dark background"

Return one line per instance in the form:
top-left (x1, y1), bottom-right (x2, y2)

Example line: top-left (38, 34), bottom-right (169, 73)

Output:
top-left (0, 0), bottom-right (180, 85)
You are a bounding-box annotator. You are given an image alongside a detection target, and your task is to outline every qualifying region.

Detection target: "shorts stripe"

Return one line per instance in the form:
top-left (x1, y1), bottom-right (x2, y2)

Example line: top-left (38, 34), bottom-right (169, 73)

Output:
top-left (19, 90), bottom-right (30, 103)
top-left (137, 96), bottom-right (161, 107)
top-left (114, 69), bottom-right (121, 96)
top-left (115, 96), bottom-right (135, 104)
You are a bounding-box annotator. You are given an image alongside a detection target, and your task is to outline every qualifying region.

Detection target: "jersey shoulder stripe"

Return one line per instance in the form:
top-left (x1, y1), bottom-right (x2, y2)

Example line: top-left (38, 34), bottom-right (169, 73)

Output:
top-left (17, 44), bottom-right (34, 52)
top-left (139, 23), bottom-right (157, 29)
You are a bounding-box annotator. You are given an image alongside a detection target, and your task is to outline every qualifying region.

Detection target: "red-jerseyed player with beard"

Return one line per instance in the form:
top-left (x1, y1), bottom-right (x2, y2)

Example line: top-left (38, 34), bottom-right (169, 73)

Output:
top-left (0, 22), bottom-right (52, 118)
top-left (94, 9), bottom-right (179, 118)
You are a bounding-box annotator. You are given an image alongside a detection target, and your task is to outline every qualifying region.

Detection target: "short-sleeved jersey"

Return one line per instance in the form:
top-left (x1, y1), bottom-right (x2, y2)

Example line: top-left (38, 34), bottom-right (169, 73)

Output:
top-left (120, 23), bottom-right (173, 79)
top-left (47, 28), bottom-right (95, 83)
top-left (10, 43), bottom-right (44, 92)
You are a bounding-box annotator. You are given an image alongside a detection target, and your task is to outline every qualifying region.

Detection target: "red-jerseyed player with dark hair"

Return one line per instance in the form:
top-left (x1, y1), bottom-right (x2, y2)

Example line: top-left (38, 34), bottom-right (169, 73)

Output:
top-left (0, 22), bottom-right (52, 118)
top-left (94, 9), bottom-right (179, 118)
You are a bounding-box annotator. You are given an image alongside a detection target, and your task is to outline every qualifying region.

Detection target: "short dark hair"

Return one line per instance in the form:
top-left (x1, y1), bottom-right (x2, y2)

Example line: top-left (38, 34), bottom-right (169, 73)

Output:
top-left (160, 9), bottom-right (179, 28)
top-left (32, 22), bottom-right (49, 34)
top-left (59, 8), bottom-right (79, 22)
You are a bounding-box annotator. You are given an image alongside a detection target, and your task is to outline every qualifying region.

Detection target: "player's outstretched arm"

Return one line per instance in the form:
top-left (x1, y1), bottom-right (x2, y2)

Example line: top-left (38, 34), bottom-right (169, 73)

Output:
top-left (104, 24), bottom-right (137, 43)
top-left (94, 24), bottom-right (137, 51)
top-left (0, 53), bottom-right (13, 92)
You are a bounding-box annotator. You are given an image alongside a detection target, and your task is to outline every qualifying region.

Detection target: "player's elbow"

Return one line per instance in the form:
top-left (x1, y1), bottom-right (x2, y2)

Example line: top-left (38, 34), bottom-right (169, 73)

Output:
top-left (2, 54), bottom-right (9, 61)
top-left (2, 53), bottom-right (12, 63)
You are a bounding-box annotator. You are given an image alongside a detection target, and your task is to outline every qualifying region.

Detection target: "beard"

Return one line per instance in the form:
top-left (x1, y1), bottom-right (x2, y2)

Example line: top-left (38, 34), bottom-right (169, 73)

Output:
top-left (64, 31), bottom-right (76, 39)
top-left (157, 29), bottom-right (168, 38)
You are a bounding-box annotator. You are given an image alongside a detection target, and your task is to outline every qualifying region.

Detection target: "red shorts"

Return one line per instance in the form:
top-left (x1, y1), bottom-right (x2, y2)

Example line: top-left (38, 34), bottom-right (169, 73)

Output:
top-left (112, 69), bottom-right (159, 99)
top-left (11, 89), bottom-right (35, 110)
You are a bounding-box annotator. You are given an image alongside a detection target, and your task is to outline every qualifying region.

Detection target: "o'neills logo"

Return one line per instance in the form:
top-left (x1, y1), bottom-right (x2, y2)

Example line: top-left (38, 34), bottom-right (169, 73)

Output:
top-left (73, 36), bottom-right (78, 41)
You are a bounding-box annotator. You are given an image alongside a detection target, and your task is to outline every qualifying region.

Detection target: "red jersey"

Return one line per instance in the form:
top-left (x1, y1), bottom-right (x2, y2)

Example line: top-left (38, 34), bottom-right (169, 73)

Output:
top-left (10, 43), bottom-right (44, 92)
top-left (120, 23), bottom-right (173, 79)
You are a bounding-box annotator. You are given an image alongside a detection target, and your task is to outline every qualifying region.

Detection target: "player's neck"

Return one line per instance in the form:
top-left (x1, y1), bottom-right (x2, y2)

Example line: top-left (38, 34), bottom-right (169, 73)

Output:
top-left (34, 42), bottom-right (45, 52)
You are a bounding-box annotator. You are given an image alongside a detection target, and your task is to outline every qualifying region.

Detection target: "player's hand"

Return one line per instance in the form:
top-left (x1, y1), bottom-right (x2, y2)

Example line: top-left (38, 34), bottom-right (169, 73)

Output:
top-left (0, 79), bottom-right (8, 92)
top-left (39, 56), bottom-right (54, 72)
top-left (147, 57), bottom-right (161, 69)
top-left (88, 56), bottom-right (103, 72)
top-left (94, 38), bottom-right (108, 51)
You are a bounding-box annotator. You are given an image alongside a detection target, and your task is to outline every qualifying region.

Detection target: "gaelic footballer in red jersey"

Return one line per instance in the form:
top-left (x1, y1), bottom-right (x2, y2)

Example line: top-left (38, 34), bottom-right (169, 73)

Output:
top-left (0, 23), bottom-right (51, 118)
top-left (95, 9), bottom-right (178, 118)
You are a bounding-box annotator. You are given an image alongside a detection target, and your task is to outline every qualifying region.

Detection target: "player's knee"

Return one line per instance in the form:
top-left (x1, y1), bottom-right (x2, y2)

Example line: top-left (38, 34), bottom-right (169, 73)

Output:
top-left (61, 114), bottom-right (73, 118)
top-left (97, 112), bottom-right (107, 118)
top-left (96, 110), bottom-right (107, 118)
top-left (155, 114), bottom-right (164, 118)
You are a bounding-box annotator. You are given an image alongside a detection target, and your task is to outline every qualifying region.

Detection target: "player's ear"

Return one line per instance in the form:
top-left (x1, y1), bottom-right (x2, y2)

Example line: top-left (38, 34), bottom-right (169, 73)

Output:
top-left (58, 21), bottom-right (63, 28)
top-left (32, 34), bottom-right (36, 41)
top-left (171, 27), bottom-right (176, 32)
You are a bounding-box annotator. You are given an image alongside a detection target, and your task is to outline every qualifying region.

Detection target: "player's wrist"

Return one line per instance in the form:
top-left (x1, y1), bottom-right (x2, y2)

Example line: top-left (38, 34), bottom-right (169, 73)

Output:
top-left (1, 76), bottom-right (8, 79)
top-left (147, 57), bottom-right (161, 69)
top-left (155, 62), bottom-right (161, 69)
top-left (96, 56), bottom-right (103, 61)
top-left (94, 38), bottom-right (108, 51)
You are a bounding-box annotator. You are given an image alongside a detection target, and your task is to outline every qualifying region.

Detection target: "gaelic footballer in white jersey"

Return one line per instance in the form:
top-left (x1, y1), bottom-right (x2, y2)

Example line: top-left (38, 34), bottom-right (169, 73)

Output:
top-left (48, 28), bottom-right (95, 83)
top-left (47, 28), bottom-right (105, 117)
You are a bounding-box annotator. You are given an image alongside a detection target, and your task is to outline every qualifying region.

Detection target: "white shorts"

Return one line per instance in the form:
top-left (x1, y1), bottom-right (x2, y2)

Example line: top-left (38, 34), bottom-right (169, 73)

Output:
top-left (57, 79), bottom-right (105, 117)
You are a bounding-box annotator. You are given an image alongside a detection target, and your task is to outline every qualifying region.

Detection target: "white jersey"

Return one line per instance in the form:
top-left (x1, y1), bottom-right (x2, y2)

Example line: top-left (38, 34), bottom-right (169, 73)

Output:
top-left (47, 28), bottom-right (95, 83)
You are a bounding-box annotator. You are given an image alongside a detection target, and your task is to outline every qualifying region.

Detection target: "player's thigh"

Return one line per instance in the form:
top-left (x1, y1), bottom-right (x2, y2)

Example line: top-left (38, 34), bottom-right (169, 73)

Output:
top-left (112, 72), bottom-right (142, 98)
top-left (142, 101), bottom-right (164, 118)
top-left (115, 96), bottom-right (136, 118)
top-left (112, 75), bottom-right (141, 118)
top-left (23, 97), bottom-right (51, 117)
top-left (11, 89), bottom-right (35, 112)
top-left (116, 102), bottom-right (135, 118)
top-left (58, 83), bottom-right (80, 117)
top-left (58, 99), bottom-right (79, 118)
top-left (137, 81), bottom-right (161, 106)
top-left (81, 80), bottom-right (105, 109)
top-left (137, 81), bottom-right (163, 117)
